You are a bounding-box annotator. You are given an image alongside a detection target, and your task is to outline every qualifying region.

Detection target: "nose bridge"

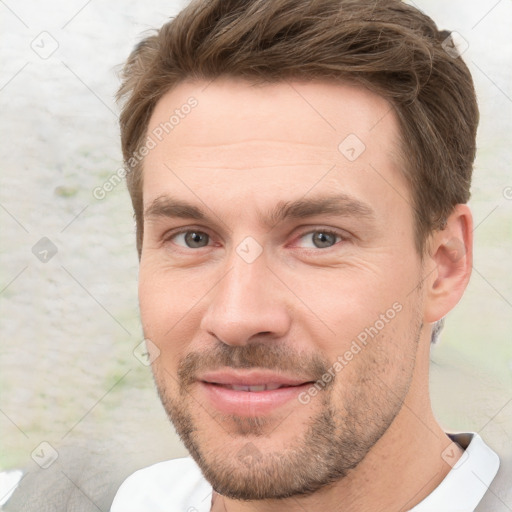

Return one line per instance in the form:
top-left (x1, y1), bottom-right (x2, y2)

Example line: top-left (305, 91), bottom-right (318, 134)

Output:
top-left (200, 242), bottom-right (290, 344)
top-left (225, 248), bottom-right (267, 307)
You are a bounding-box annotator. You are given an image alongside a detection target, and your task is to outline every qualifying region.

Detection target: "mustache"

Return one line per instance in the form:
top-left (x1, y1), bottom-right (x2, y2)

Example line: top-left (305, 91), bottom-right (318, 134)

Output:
top-left (177, 342), bottom-right (331, 388)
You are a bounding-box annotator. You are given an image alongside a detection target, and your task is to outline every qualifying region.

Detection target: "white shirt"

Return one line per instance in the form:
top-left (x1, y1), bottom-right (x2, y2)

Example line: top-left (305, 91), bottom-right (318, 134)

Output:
top-left (110, 432), bottom-right (500, 512)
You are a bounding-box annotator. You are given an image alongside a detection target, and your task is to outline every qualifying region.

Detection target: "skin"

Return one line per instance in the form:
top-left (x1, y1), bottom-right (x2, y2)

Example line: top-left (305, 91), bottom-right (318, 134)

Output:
top-left (138, 78), bottom-right (473, 511)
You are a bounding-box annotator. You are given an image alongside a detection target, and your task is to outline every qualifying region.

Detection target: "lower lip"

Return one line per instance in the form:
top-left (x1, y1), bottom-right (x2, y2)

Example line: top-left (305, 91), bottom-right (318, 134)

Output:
top-left (199, 381), bottom-right (313, 416)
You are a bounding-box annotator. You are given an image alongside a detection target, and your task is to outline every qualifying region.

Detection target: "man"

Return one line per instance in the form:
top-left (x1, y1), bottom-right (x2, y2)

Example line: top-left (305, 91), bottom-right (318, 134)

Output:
top-left (110, 0), bottom-right (506, 510)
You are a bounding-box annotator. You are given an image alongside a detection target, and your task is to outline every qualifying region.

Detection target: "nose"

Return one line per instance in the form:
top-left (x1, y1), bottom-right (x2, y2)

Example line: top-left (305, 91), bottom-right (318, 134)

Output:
top-left (199, 250), bottom-right (292, 346)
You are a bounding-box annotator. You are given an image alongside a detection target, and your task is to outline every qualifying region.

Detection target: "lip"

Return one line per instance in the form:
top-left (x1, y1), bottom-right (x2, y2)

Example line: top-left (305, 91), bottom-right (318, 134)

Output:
top-left (198, 369), bottom-right (315, 416)
top-left (199, 369), bottom-right (312, 387)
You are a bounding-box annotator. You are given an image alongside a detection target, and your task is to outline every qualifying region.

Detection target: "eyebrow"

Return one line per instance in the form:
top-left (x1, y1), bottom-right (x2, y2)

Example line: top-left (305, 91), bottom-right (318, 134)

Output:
top-left (144, 193), bottom-right (375, 228)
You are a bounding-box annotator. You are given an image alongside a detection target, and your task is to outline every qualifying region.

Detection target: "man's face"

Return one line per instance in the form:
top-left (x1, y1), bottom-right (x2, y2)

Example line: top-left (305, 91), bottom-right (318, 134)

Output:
top-left (139, 78), bottom-right (428, 500)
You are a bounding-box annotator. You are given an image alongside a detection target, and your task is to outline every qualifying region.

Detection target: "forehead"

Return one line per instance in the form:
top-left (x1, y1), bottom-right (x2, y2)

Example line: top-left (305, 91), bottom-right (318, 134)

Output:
top-left (146, 78), bottom-right (399, 159)
top-left (142, 78), bottom-right (409, 222)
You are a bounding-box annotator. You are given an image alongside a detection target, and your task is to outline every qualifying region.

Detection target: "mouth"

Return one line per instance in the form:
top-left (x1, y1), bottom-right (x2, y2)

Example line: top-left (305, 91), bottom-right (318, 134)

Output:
top-left (205, 382), bottom-right (307, 392)
top-left (197, 369), bottom-right (316, 416)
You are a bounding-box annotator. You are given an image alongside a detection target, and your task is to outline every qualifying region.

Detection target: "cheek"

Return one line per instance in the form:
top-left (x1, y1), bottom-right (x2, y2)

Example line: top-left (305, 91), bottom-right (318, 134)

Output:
top-left (138, 263), bottom-right (200, 361)
top-left (139, 258), bottom-right (195, 321)
top-left (282, 262), bottom-right (413, 356)
top-left (138, 266), bottom-right (166, 333)
top-left (329, 301), bottom-right (421, 417)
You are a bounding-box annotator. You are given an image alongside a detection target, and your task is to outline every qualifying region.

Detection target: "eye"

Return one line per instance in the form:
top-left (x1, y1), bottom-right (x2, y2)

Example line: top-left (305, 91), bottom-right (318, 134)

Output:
top-left (169, 230), bottom-right (211, 249)
top-left (296, 230), bottom-right (343, 249)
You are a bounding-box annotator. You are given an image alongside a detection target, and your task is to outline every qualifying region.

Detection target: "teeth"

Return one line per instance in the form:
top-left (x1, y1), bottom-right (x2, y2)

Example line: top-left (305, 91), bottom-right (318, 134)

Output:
top-left (225, 383), bottom-right (283, 392)
top-left (231, 385), bottom-right (265, 392)
top-left (264, 383), bottom-right (282, 391)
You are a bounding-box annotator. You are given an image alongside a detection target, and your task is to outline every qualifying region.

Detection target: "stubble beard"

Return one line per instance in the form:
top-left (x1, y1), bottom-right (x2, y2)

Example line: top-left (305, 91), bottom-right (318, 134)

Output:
top-left (150, 328), bottom-right (420, 501)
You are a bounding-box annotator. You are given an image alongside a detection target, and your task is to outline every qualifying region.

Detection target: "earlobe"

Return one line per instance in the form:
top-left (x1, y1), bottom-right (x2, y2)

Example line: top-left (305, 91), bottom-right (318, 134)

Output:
top-left (423, 204), bottom-right (473, 324)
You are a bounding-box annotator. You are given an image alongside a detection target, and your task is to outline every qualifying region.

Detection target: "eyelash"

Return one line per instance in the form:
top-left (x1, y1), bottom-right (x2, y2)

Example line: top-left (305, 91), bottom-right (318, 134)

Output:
top-left (163, 227), bottom-right (346, 251)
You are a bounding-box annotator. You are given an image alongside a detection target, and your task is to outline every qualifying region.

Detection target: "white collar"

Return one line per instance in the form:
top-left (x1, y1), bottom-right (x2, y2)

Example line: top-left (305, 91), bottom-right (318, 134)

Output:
top-left (410, 432), bottom-right (500, 512)
top-left (110, 432), bottom-right (500, 512)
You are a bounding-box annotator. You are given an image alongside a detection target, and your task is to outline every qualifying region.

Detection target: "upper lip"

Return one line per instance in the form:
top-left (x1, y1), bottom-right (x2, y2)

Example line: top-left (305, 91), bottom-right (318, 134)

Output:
top-left (199, 369), bottom-right (314, 387)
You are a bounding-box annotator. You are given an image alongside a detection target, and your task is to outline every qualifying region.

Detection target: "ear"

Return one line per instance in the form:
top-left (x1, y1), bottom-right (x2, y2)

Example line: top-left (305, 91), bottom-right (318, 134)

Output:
top-left (423, 204), bottom-right (473, 324)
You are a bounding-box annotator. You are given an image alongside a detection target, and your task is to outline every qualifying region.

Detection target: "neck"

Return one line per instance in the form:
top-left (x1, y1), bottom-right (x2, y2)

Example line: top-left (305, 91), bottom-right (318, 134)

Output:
top-left (211, 340), bottom-right (463, 512)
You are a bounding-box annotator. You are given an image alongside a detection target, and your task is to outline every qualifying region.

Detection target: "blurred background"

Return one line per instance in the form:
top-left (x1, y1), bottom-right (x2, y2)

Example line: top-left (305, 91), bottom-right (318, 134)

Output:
top-left (0, 0), bottom-right (511, 509)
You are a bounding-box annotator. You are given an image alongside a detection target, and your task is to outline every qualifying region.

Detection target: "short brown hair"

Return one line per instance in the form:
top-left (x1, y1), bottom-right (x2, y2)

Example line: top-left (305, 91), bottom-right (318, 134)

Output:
top-left (117, 0), bottom-right (478, 258)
